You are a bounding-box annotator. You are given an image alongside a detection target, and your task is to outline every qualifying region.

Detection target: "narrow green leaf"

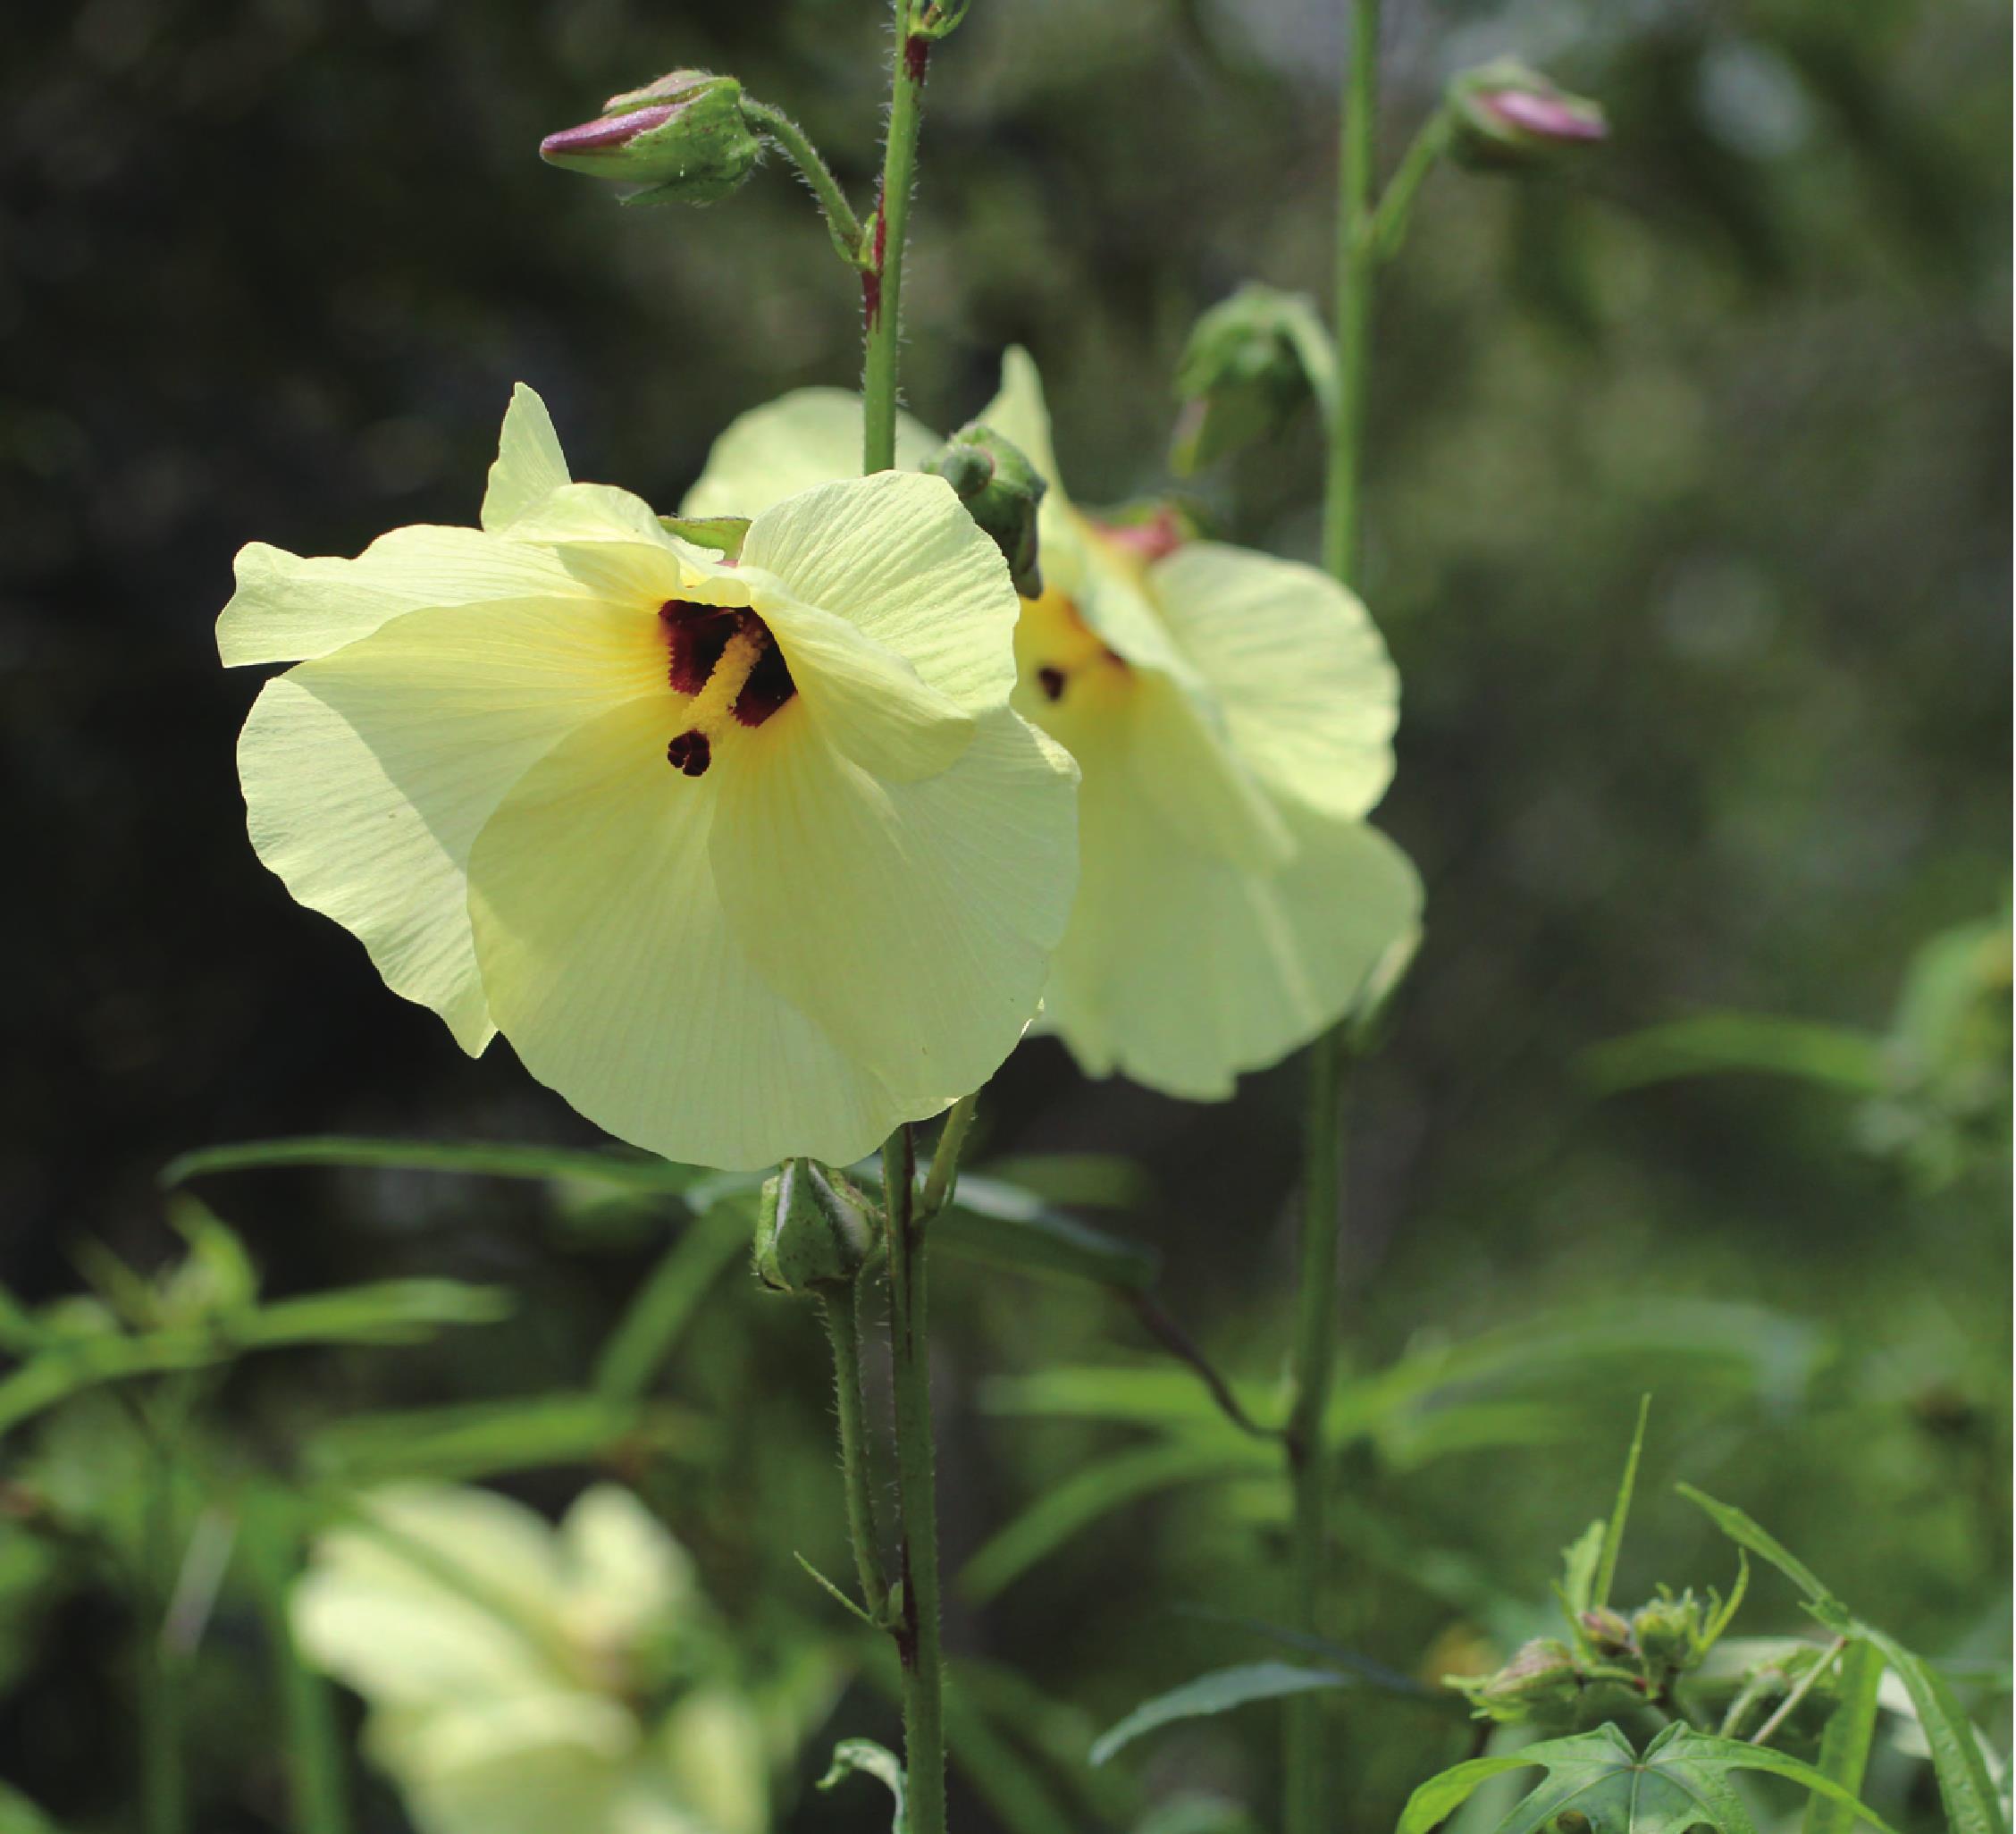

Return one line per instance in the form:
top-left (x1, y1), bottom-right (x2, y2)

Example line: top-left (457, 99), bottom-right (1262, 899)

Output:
top-left (163, 1135), bottom-right (703, 1196)
top-left (594, 1200), bottom-right (755, 1401)
top-left (1676, 1485), bottom-right (1846, 1616)
top-left (819, 1739), bottom-right (906, 1834)
top-left (792, 1552), bottom-right (877, 1627)
top-left (1706, 1738), bottom-right (1903, 1834)
top-left (1090, 1662), bottom-right (1351, 1767)
top-left (1559, 1520), bottom-right (1605, 1616)
top-left (958, 1444), bottom-right (1256, 1605)
top-left (304, 1392), bottom-right (647, 1485)
top-left (1803, 1638), bottom-right (1885, 1834)
top-left (941, 1677), bottom-right (1082, 1834)
top-left (973, 1154), bottom-right (1152, 1212)
top-left (1583, 1014), bottom-right (1887, 1097)
top-left (0, 1781), bottom-right (68, 1834)
top-left (237, 1280), bottom-right (511, 1348)
top-left (1593, 1395), bottom-right (1651, 1611)
top-left (937, 1176), bottom-right (1160, 1291)
top-left (1855, 1628), bottom-right (2008, 1834)
top-left (1394, 1749), bottom-right (1559, 1834)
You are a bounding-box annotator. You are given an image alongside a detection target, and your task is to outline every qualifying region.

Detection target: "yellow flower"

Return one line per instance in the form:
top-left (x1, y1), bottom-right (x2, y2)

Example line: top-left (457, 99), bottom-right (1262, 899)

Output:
top-left (221, 386), bottom-right (1078, 1168)
top-left (683, 354), bottom-right (1420, 1098)
top-left (293, 1484), bottom-right (792, 1834)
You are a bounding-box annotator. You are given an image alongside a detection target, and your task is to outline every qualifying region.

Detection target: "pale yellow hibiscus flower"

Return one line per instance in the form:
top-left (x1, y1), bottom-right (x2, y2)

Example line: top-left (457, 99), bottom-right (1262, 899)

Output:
top-left (220, 386), bottom-right (1078, 1168)
top-left (682, 353), bottom-right (1421, 1098)
top-left (294, 1484), bottom-right (813, 1834)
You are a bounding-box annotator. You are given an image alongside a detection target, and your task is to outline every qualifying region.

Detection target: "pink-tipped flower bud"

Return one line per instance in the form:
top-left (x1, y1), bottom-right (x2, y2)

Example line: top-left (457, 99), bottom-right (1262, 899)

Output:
top-left (541, 71), bottom-right (760, 206)
top-left (1448, 60), bottom-right (1608, 171)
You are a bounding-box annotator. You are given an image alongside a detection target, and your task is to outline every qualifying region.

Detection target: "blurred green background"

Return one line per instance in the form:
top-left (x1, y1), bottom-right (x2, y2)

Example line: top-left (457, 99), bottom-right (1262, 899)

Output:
top-left (1, 0), bottom-right (2008, 1830)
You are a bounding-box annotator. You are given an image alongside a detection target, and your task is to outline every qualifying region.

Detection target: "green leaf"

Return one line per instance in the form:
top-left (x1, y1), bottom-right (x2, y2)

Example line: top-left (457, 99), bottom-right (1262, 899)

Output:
top-left (0, 1781), bottom-right (67, 1834)
top-left (1675, 1485), bottom-right (1847, 1619)
top-left (656, 513), bottom-right (751, 559)
top-left (936, 1175), bottom-right (1160, 1291)
top-left (162, 1135), bottom-right (705, 1196)
top-left (1583, 1014), bottom-right (1887, 1097)
top-left (1593, 1395), bottom-right (1651, 1611)
top-left (1559, 1520), bottom-right (1605, 1617)
top-left (1803, 1638), bottom-right (1885, 1834)
top-left (593, 1199), bottom-right (756, 1401)
top-left (1854, 1628), bottom-right (2009, 1834)
top-left (819, 1738), bottom-right (907, 1834)
top-left (973, 1154), bottom-right (1152, 1212)
top-left (941, 1674), bottom-right (1083, 1834)
top-left (303, 1392), bottom-right (651, 1485)
top-left (1395, 1721), bottom-right (1902, 1834)
top-left (958, 1443), bottom-right (1258, 1605)
top-left (1090, 1662), bottom-right (1352, 1767)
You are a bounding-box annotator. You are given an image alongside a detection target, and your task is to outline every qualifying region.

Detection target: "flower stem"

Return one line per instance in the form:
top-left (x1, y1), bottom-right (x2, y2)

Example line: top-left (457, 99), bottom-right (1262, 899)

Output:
top-left (1287, 5), bottom-right (1382, 1832)
top-left (739, 97), bottom-right (866, 270)
top-left (243, 1488), bottom-right (351, 1834)
top-left (882, 1123), bottom-right (948, 1834)
top-left (919, 1089), bottom-right (980, 1218)
top-left (861, 0), bottom-right (932, 472)
top-left (819, 1281), bottom-right (891, 1624)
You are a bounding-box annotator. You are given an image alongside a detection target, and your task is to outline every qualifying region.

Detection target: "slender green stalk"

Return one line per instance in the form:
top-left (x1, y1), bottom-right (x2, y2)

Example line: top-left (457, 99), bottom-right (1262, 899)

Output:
top-left (1287, 6), bottom-right (1382, 1832)
top-left (740, 97), bottom-right (866, 268)
top-left (138, 1454), bottom-right (189, 1834)
top-left (861, 0), bottom-right (932, 472)
top-left (244, 1491), bottom-right (350, 1834)
top-left (919, 1090), bottom-right (980, 1218)
top-left (1368, 107), bottom-right (1451, 262)
top-left (882, 1124), bottom-right (947, 1834)
top-left (819, 1282), bottom-right (892, 1623)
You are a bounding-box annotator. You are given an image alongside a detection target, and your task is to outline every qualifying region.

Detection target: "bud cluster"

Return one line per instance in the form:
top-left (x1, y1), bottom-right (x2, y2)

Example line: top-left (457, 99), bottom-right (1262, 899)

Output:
top-left (1449, 1585), bottom-right (1736, 1731)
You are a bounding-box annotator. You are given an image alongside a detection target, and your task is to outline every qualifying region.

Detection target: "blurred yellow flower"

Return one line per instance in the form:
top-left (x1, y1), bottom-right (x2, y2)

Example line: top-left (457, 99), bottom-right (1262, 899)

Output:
top-left (221, 386), bottom-right (1077, 1168)
top-left (684, 354), bottom-right (1420, 1098)
top-left (294, 1484), bottom-right (790, 1834)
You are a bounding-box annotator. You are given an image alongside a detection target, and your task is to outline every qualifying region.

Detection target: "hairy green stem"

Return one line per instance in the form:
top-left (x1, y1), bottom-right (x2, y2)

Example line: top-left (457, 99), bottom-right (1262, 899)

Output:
top-left (740, 97), bottom-right (866, 269)
top-left (1287, 5), bottom-right (1382, 1832)
top-left (882, 1124), bottom-right (947, 1834)
top-left (861, 0), bottom-right (931, 471)
top-left (819, 1283), bottom-right (891, 1624)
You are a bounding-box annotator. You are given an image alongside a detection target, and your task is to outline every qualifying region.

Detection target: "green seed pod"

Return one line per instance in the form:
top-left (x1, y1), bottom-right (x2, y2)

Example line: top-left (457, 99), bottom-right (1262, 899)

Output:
top-left (753, 1158), bottom-right (875, 1297)
top-left (1170, 283), bottom-right (1325, 475)
top-left (922, 424), bottom-right (1048, 599)
top-left (541, 72), bottom-right (761, 207)
top-left (1447, 61), bottom-right (1608, 172)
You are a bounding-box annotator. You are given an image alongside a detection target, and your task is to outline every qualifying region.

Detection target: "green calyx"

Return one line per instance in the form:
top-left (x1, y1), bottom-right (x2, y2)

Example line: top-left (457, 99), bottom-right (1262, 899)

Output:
top-left (540, 71), bottom-right (762, 206)
top-left (753, 1158), bottom-right (877, 1297)
top-left (1170, 283), bottom-right (1333, 475)
top-left (922, 424), bottom-right (1048, 599)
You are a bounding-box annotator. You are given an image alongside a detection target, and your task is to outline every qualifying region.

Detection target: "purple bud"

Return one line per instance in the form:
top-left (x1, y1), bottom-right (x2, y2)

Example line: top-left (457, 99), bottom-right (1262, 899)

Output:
top-left (539, 104), bottom-right (680, 164)
top-left (1448, 59), bottom-right (1609, 170)
top-left (539, 71), bottom-right (760, 206)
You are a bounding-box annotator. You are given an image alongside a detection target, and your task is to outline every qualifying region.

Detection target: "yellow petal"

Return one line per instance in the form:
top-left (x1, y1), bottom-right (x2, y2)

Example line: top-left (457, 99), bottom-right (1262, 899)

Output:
top-left (482, 383), bottom-right (573, 531)
top-left (559, 1486), bottom-right (693, 1652)
top-left (1044, 711), bottom-right (1421, 1097)
top-left (293, 1485), bottom-right (567, 1707)
top-left (501, 483), bottom-right (718, 606)
top-left (366, 1696), bottom-right (636, 1834)
top-left (466, 697), bottom-right (938, 1170)
top-left (1150, 543), bottom-right (1399, 822)
top-left (976, 347), bottom-right (1069, 512)
top-left (743, 577), bottom-right (976, 785)
top-left (680, 387), bottom-right (938, 519)
top-left (238, 596), bottom-right (663, 1052)
top-left (218, 526), bottom-right (600, 668)
top-left (710, 709), bottom-right (1078, 1105)
top-left (742, 471), bottom-right (1022, 714)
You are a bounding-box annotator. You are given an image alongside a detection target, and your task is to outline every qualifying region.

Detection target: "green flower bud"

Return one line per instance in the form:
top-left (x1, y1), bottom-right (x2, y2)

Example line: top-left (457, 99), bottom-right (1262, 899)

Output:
top-left (1451, 1637), bottom-right (1583, 1723)
top-left (922, 424), bottom-right (1048, 599)
top-left (1447, 61), bottom-right (1608, 172)
top-left (753, 1159), bottom-right (875, 1297)
top-left (1171, 283), bottom-right (1325, 475)
top-left (541, 72), bottom-right (761, 206)
top-left (1631, 1592), bottom-right (1706, 1670)
top-left (1577, 1605), bottom-right (1634, 1658)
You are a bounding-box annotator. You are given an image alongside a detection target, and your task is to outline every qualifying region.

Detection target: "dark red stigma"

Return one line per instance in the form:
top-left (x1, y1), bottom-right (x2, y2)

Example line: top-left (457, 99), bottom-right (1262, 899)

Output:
top-left (666, 731), bottom-right (711, 777)
top-left (658, 600), bottom-right (798, 728)
top-left (1036, 666), bottom-right (1066, 702)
